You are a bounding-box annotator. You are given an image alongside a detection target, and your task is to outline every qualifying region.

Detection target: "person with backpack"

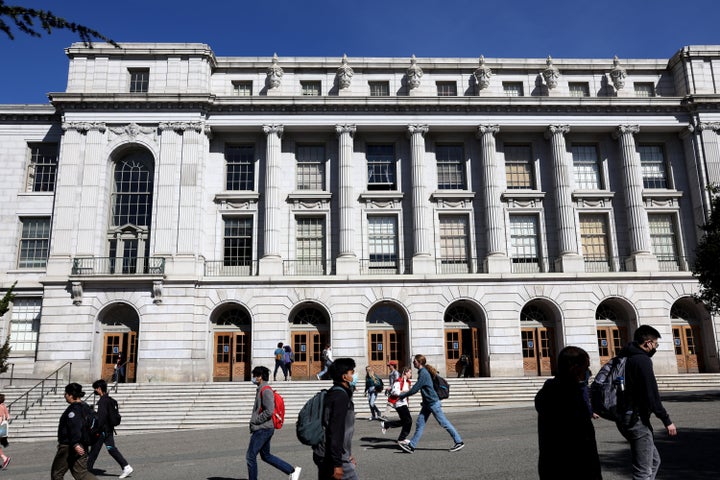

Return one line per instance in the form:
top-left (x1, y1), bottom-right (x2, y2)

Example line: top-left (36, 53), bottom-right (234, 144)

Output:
top-left (316, 344), bottom-right (333, 380)
top-left (247, 366), bottom-right (302, 480)
top-left (273, 342), bottom-right (287, 382)
top-left (313, 357), bottom-right (358, 480)
top-left (535, 346), bottom-right (602, 480)
top-left (364, 366), bottom-right (384, 421)
top-left (615, 325), bottom-right (677, 480)
top-left (380, 360), bottom-right (400, 419)
top-left (397, 354), bottom-right (464, 454)
top-left (87, 379), bottom-right (133, 478)
top-left (283, 344), bottom-right (294, 381)
top-left (50, 383), bottom-right (98, 480)
top-left (381, 366), bottom-right (413, 443)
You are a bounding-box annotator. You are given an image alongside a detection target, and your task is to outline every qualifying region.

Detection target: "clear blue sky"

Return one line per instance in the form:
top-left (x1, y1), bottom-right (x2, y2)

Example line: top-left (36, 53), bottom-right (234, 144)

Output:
top-left (1, 0), bottom-right (719, 104)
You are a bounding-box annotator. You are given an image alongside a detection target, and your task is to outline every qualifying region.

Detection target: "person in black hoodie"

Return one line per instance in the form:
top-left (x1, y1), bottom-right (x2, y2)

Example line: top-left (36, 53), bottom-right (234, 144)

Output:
top-left (87, 379), bottom-right (133, 478)
top-left (50, 383), bottom-right (97, 480)
top-left (535, 346), bottom-right (602, 480)
top-left (617, 325), bottom-right (677, 480)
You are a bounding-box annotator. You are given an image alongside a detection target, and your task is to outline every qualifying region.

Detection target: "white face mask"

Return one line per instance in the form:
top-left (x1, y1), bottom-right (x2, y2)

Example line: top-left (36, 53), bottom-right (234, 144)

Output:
top-left (348, 372), bottom-right (359, 388)
top-left (251, 377), bottom-right (259, 385)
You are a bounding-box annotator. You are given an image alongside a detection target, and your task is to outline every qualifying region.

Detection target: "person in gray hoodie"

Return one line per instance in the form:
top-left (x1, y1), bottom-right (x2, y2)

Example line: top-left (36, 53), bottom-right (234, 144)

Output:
top-left (246, 366), bottom-right (302, 480)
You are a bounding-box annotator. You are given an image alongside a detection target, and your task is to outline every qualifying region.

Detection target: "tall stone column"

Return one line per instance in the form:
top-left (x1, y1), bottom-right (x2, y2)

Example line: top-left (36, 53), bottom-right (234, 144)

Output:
top-left (477, 125), bottom-right (510, 273)
top-left (408, 125), bottom-right (434, 274)
top-left (699, 122), bottom-right (720, 187)
top-left (680, 126), bottom-right (711, 228)
top-left (76, 123), bottom-right (107, 256)
top-left (259, 124), bottom-right (284, 275)
top-left (546, 125), bottom-right (583, 272)
top-left (335, 125), bottom-right (359, 275)
top-left (614, 125), bottom-right (658, 272)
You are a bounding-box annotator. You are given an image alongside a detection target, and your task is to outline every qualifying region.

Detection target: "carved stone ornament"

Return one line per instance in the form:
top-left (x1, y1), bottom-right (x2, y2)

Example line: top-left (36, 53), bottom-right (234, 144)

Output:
top-left (698, 122), bottom-right (720, 132)
top-left (473, 55), bottom-right (492, 90)
top-left (267, 53), bottom-right (284, 89)
top-left (108, 123), bottom-right (156, 139)
top-left (71, 281), bottom-right (83, 306)
top-left (152, 280), bottom-right (163, 304)
top-left (336, 54), bottom-right (354, 89)
top-left (62, 122), bottom-right (107, 133)
top-left (542, 56), bottom-right (560, 89)
top-left (609, 56), bottom-right (627, 91)
top-left (158, 121), bottom-right (205, 133)
top-left (406, 55), bottom-right (423, 90)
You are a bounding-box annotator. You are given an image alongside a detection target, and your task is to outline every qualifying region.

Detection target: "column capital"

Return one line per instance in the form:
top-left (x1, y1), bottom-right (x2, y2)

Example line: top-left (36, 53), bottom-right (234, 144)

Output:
top-left (613, 125), bottom-right (640, 139)
top-left (407, 124), bottom-right (429, 137)
top-left (698, 122), bottom-right (720, 132)
top-left (62, 121), bottom-right (106, 133)
top-left (262, 124), bottom-right (284, 137)
top-left (477, 125), bottom-right (500, 137)
top-left (335, 124), bottom-right (357, 136)
top-left (545, 124), bottom-right (570, 139)
top-left (158, 121), bottom-right (204, 133)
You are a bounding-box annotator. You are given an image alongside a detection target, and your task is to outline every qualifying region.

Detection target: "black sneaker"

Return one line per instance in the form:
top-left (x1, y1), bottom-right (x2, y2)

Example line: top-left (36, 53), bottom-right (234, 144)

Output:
top-left (399, 442), bottom-right (415, 454)
top-left (449, 442), bottom-right (465, 452)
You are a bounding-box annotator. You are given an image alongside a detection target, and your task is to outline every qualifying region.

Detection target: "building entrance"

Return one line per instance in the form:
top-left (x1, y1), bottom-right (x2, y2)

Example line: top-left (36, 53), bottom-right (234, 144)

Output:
top-left (102, 332), bottom-right (137, 383)
top-left (213, 331), bottom-right (250, 381)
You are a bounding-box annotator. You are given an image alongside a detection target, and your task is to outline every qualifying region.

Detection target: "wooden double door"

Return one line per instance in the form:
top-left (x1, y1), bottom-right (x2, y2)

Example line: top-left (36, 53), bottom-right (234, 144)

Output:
top-left (213, 332), bottom-right (251, 381)
top-left (445, 328), bottom-right (481, 377)
top-left (368, 330), bottom-right (406, 376)
top-left (102, 332), bottom-right (137, 383)
top-left (291, 331), bottom-right (329, 379)
top-left (521, 327), bottom-right (555, 376)
top-left (597, 326), bottom-right (627, 365)
top-left (673, 325), bottom-right (702, 373)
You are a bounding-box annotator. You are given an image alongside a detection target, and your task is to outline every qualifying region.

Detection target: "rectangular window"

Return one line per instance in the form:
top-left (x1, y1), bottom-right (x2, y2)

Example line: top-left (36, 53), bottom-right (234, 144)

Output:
top-left (505, 144), bottom-right (534, 189)
top-left (503, 82), bottom-right (524, 97)
top-left (638, 145), bottom-right (668, 189)
top-left (128, 68), bottom-right (149, 93)
top-left (18, 217), bottom-right (51, 268)
top-left (436, 145), bottom-right (466, 190)
top-left (580, 214), bottom-right (611, 272)
top-left (8, 298), bottom-right (41, 353)
top-left (223, 217), bottom-right (253, 274)
top-left (369, 81), bottom-right (390, 96)
top-left (510, 215), bottom-right (540, 273)
top-left (368, 216), bottom-right (398, 273)
top-left (440, 215), bottom-right (470, 273)
top-left (436, 81), bottom-right (457, 96)
top-left (26, 143), bottom-right (58, 192)
top-left (295, 217), bottom-right (326, 274)
top-left (367, 144), bottom-right (396, 190)
top-left (634, 82), bottom-right (655, 97)
top-left (225, 145), bottom-right (255, 191)
top-left (649, 214), bottom-right (681, 271)
top-left (296, 145), bottom-right (325, 190)
top-left (572, 144), bottom-right (602, 190)
top-left (232, 80), bottom-right (252, 96)
top-left (301, 81), bottom-right (321, 96)
top-left (569, 82), bottom-right (590, 97)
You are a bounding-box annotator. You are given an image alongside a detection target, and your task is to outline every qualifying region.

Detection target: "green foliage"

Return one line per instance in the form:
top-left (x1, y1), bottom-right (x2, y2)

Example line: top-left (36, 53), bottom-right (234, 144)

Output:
top-left (693, 185), bottom-right (720, 313)
top-left (0, 1), bottom-right (117, 47)
top-left (0, 282), bottom-right (15, 374)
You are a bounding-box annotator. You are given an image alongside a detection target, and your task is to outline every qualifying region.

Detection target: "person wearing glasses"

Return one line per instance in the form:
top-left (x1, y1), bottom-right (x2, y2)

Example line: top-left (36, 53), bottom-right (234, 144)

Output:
top-left (616, 325), bottom-right (677, 480)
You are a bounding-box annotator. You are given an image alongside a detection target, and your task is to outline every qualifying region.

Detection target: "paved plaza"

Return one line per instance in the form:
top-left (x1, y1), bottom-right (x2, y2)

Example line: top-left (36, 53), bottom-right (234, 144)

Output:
top-left (4, 391), bottom-right (719, 479)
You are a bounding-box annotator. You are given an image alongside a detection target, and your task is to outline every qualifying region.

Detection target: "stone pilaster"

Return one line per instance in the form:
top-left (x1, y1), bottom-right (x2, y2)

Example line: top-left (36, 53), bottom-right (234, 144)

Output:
top-left (408, 125), bottom-right (434, 274)
top-left (680, 126), bottom-right (712, 227)
top-left (76, 123), bottom-right (107, 256)
top-left (477, 125), bottom-right (510, 273)
top-left (259, 124), bottom-right (284, 275)
top-left (155, 124), bottom-right (183, 257)
top-left (614, 125), bottom-right (658, 272)
top-left (546, 125), bottom-right (583, 272)
top-left (335, 124), bottom-right (359, 275)
top-left (699, 122), bottom-right (720, 186)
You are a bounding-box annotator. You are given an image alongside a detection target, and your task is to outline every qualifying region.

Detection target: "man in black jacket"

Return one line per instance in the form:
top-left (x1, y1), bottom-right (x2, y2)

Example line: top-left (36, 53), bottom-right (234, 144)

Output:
top-left (50, 383), bottom-right (97, 480)
top-left (617, 325), bottom-right (677, 480)
top-left (87, 380), bottom-right (133, 478)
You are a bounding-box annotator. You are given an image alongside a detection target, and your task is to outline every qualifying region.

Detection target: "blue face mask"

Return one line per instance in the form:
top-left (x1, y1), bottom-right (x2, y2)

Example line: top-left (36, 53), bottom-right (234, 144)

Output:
top-left (251, 377), bottom-right (259, 385)
top-left (349, 372), bottom-right (359, 388)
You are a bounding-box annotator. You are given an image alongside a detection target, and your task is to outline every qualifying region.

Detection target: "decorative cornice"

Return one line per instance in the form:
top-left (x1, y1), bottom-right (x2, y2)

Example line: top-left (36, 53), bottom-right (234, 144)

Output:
top-left (406, 55), bottom-right (423, 90)
top-left (336, 54), bottom-right (354, 90)
top-left (477, 125), bottom-right (500, 137)
top-left (62, 121), bottom-right (106, 133)
top-left (613, 124), bottom-right (640, 138)
top-left (542, 56), bottom-right (560, 90)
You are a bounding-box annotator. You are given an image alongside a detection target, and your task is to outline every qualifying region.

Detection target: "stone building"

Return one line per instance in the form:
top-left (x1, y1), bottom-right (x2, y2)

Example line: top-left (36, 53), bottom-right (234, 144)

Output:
top-left (0, 43), bottom-right (718, 383)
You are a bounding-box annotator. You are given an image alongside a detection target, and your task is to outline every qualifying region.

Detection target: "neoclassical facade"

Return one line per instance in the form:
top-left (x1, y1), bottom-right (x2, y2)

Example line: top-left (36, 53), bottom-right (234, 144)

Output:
top-left (1, 43), bottom-right (719, 382)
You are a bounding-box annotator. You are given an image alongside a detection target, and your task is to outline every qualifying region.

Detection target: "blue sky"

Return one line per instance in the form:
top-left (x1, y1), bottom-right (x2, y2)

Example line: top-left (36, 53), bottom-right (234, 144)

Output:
top-left (1, 0), bottom-right (719, 104)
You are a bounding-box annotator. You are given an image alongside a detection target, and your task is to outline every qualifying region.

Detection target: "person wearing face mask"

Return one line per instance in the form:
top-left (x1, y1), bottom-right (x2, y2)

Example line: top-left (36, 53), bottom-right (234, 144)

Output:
top-left (313, 358), bottom-right (357, 480)
top-left (616, 325), bottom-right (677, 480)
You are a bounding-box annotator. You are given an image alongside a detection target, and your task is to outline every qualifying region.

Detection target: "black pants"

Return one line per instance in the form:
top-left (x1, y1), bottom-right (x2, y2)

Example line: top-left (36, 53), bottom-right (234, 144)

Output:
top-left (87, 432), bottom-right (128, 470)
top-left (385, 404), bottom-right (413, 441)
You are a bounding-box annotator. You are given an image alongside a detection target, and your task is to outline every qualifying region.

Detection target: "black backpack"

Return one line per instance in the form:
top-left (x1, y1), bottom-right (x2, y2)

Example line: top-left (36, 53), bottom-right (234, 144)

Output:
top-left (296, 386), bottom-right (344, 446)
top-left (590, 356), bottom-right (628, 421)
top-left (108, 396), bottom-right (122, 427)
top-left (79, 403), bottom-right (101, 447)
top-left (433, 374), bottom-right (450, 400)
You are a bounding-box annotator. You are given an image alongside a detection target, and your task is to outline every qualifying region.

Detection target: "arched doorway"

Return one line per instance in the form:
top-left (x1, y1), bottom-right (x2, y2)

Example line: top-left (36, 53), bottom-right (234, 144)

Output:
top-left (443, 302), bottom-right (487, 378)
top-left (671, 299), bottom-right (704, 373)
top-left (211, 304), bottom-right (251, 382)
top-left (290, 304), bottom-right (330, 379)
top-left (520, 301), bottom-right (559, 376)
top-left (98, 303), bottom-right (139, 383)
top-left (595, 299), bottom-right (631, 365)
top-left (367, 302), bottom-right (407, 376)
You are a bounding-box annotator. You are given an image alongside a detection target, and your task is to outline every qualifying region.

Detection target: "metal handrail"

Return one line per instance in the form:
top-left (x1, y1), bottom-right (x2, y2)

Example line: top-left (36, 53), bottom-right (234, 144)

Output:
top-left (104, 360), bottom-right (130, 394)
top-left (7, 362), bottom-right (72, 422)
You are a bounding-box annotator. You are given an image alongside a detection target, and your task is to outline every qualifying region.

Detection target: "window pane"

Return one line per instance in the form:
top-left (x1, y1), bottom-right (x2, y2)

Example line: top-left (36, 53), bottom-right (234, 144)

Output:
top-left (296, 217), bottom-right (325, 274)
top-left (368, 216), bottom-right (397, 270)
top-left (510, 215), bottom-right (539, 272)
top-left (27, 143), bottom-right (58, 192)
top-left (503, 82), bottom-right (524, 97)
top-left (649, 214), bottom-right (680, 270)
top-left (367, 145), bottom-right (396, 190)
top-left (129, 69), bottom-right (149, 93)
top-left (226, 145), bottom-right (255, 190)
top-left (580, 214), bottom-right (610, 272)
top-left (572, 145), bottom-right (602, 190)
top-left (9, 298), bottom-right (41, 352)
top-left (569, 82), bottom-right (590, 97)
top-left (112, 158), bottom-right (154, 227)
top-left (440, 215), bottom-right (469, 273)
top-left (639, 145), bottom-right (668, 189)
top-left (436, 82), bottom-right (457, 96)
top-left (232, 81), bottom-right (252, 96)
top-left (224, 217), bottom-right (253, 267)
top-left (634, 83), bottom-right (655, 97)
top-left (505, 145), bottom-right (533, 189)
top-left (296, 145), bottom-right (325, 190)
top-left (369, 81), bottom-right (389, 96)
top-left (436, 145), bottom-right (466, 189)
top-left (301, 81), bottom-right (321, 96)
top-left (18, 217), bottom-right (50, 268)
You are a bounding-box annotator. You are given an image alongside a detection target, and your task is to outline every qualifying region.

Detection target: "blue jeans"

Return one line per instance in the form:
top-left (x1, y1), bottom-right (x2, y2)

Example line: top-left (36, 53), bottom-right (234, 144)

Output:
top-left (246, 428), bottom-right (293, 480)
top-left (367, 390), bottom-right (381, 418)
top-left (617, 419), bottom-right (661, 480)
top-left (408, 401), bottom-right (462, 448)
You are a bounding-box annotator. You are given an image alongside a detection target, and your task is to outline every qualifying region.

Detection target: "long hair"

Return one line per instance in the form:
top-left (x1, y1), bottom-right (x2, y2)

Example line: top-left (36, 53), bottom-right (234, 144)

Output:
top-left (414, 354), bottom-right (438, 377)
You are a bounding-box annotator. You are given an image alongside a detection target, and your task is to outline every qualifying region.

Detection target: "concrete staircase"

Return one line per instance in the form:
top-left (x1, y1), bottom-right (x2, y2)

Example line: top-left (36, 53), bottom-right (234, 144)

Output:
top-left (5, 374), bottom-right (720, 443)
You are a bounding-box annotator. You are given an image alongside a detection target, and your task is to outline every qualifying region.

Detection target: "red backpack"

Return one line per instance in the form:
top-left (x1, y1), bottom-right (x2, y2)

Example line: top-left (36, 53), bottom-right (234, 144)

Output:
top-left (260, 385), bottom-right (285, 429)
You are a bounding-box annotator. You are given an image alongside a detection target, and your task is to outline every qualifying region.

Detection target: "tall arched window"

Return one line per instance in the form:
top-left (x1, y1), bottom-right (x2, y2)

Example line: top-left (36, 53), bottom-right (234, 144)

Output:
top-left (108, 150), bottom-right (154, 273)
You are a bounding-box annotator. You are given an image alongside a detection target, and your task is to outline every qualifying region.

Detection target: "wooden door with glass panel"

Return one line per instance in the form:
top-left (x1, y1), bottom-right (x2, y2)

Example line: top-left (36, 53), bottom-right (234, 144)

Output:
top-left (521, 327), bottom-right (555, 376)
top-left (292, 331), bottom-right (328, 379)
top-left (445, 329), bottom-right (463, 376)
top-left (596, 327), bottom-right (626, 365)
top-left (101, 332), bottom-right (137, 382)
top-left (213, 332), bottom-right (250, 381)
top-left (673, 326), bottom-right (701, 373)
top-left (368, 330), bottom-right (405, 376)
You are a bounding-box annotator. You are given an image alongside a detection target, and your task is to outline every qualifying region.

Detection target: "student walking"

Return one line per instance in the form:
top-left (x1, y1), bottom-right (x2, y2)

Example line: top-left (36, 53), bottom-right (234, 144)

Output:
top-left (398, 354), bottom-right (464, 454)
top-left (50, 383), bottom-right (98, 480)
top-left (273, 342), bottom-right (286, 382)
top-left (364, 366), bottom-right (384, 420)
top-left (87, 380), bottom-right (133, 478)
top-left (616, 325), bottom-right (677, 480)
top-left (316, 344), bottom-right (333, 380)
top-left (246, 366), bottom-right (302, 480)
top-left (283, 344), bottom-right (294, 380)
top-left (0, 394), bottom-right (10, 469)
top-left (381, 361), bottom-right (400, 419)
top-left (381, 366), bottom-right (413, 443)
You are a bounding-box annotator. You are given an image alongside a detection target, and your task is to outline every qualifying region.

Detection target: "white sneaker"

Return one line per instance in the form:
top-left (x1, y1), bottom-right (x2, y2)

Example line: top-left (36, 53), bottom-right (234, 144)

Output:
top-left (289, 466), bottom-right (302, 480)
top-left (119, 465), bottom-right (133, 478)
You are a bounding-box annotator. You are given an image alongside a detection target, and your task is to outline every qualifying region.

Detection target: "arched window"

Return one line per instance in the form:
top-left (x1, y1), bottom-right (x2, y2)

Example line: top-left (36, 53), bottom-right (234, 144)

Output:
top-left (216, 308), bottom-right (250, 328)
top-left (444, 305), bottom-right (474, 324)
top-left (292, 307), bottom-right (326, 326)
